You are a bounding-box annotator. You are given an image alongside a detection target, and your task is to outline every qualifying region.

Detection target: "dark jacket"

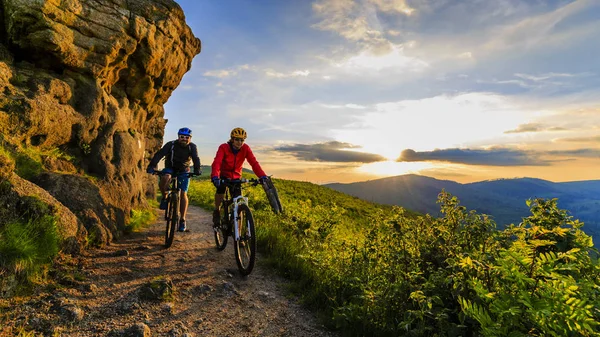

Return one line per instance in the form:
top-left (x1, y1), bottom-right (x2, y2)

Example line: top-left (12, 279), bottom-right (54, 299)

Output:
top-left (148, 140), bottom-right (201, 174)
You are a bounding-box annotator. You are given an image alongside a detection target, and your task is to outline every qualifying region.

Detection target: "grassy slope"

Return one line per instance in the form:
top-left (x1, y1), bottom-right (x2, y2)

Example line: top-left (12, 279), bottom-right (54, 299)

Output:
top-left (187, 176), bottom-right (600, 336)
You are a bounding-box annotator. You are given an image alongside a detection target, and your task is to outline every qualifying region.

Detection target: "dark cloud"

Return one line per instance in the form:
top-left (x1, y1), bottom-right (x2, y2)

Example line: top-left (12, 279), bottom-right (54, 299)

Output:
top-left (275, 141), bottom-right (386, 163)
top-left (504, 123), bottom-right (568, 134)
top-left (397, 147), bottom-right (600, 166)
top-left (397, 148), bottom-right (548, 166)
top-left (547, 149), bottom-right (600, 158)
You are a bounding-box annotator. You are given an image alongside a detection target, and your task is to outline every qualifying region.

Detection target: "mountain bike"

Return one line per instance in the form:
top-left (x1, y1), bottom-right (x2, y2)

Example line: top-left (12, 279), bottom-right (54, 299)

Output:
top-left (154, 171), bottom-right (196, 248)
top-left (213, 178), bottom-right (258, 276)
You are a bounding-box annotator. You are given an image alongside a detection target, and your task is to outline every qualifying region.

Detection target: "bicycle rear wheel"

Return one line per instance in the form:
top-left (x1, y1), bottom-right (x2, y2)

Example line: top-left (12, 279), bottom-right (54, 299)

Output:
top-left (165, 193), bottom-right (178, 248)
top-left (234, 204), bottom-right (256, 276)
top-left (213, 200), bottom-right (229, 250)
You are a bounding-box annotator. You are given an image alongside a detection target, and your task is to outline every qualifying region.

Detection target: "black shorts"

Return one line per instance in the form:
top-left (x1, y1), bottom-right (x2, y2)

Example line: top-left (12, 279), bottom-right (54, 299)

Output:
top-left (216, 182), bottom-right (241, 198)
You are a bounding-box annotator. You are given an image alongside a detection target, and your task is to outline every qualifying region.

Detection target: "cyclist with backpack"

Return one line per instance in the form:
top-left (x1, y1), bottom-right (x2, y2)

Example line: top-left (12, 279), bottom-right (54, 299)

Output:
top-left (146, 127), bottom-right (201, 232)
top-left (211, 127), bottom-right (268, 224)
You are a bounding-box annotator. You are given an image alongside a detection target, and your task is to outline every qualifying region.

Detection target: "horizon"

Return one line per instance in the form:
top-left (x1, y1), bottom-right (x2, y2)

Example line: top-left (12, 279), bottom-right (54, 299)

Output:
top-left (166, 0), bottom-right (600, 184)
top-left (319, 173), bottom-right (600, 186)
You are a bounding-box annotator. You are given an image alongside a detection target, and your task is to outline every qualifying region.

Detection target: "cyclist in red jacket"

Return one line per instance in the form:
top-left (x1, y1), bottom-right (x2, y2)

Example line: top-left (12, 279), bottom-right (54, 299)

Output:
top-left (211, 127), bottom-right (267, 224)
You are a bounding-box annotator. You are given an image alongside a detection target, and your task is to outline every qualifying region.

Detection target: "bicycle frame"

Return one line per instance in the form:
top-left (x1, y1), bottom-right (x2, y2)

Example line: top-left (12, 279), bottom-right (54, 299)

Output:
top-left (222, 179), bottom-right (257, 231)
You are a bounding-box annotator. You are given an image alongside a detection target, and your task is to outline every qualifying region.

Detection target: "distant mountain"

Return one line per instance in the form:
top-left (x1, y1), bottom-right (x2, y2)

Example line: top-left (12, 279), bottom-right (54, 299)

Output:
top-left (325, 175), bottom-right (600, 243)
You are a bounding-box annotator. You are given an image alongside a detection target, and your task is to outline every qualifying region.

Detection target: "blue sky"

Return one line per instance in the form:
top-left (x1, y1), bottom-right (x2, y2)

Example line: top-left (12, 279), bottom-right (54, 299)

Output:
top-left (165, 0), bottom-right (600, 184)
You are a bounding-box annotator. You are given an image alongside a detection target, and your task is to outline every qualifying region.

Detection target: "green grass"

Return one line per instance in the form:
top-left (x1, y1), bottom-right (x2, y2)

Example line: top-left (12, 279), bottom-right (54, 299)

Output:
top-left (0, 215), bottom-right (60, 284)
top-left (187, 176), bottom-right (600, 336)
top-left (125, 209), bottom-right (157, 233)
top-left (0, 142), bottom-right (76, 180)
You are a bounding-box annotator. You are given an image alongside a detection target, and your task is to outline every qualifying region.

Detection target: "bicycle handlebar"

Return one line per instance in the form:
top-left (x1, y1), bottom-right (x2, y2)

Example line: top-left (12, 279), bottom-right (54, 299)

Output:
top-left (152, 171), bottom-right (199, 178)
top-left (219, 178), bottom-right (260, 187)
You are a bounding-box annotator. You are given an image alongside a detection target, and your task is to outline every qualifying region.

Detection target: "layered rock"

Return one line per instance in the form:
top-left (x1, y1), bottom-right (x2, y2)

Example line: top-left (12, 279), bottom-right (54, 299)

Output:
top-left (0, 0), bottom-right (201, 249)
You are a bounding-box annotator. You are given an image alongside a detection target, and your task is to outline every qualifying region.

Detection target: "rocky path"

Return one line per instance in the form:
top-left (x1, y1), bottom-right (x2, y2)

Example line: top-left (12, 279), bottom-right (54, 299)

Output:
top-left (2, 205), bottom-right (336, 337)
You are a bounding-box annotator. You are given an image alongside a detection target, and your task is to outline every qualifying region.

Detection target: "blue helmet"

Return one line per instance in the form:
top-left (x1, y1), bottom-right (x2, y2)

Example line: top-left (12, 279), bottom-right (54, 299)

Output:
top-left (178, 127), bottom-right (192, 136)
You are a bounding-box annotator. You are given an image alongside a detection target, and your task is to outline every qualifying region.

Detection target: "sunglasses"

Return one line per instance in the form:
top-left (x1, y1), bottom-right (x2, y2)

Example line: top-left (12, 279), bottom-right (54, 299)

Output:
top-left (233, 137), bottom-right (245, 142)
top-left (179, 135), bottom-right (190, 139)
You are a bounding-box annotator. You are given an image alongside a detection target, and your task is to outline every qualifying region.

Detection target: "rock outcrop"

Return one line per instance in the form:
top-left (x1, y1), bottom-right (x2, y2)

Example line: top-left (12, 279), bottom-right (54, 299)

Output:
top-left (0, 0), bottom-right (201, 248)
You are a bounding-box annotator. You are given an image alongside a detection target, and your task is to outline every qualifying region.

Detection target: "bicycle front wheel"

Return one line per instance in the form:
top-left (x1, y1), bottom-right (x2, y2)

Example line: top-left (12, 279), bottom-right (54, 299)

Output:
top-left (165, 193), bottom-right (178, 248)
top-left (213, 200), bottom-right (229, 251)
top-left (234, 204), bottom-right (256, 276)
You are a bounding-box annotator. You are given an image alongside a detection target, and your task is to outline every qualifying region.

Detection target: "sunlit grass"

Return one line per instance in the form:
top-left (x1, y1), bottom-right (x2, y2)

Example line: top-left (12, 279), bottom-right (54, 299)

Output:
top-left (124, 209), bottom-right (156, 233)
top-left (0, 143), bottom-right (75, 180)
top-left (0, 215), bottom-right (60, 285)
top-left (187, 176), bottom-right (600, 336)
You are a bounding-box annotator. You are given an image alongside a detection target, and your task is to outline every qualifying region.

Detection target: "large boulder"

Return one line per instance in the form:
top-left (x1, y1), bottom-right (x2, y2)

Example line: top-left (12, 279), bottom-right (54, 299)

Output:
top-left (0, 0), bottom-right (201, 245)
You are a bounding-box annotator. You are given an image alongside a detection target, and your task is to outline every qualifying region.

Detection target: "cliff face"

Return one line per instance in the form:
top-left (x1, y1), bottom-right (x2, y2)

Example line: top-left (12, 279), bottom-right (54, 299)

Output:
top-left (0, 0), bottom-right (201, 248)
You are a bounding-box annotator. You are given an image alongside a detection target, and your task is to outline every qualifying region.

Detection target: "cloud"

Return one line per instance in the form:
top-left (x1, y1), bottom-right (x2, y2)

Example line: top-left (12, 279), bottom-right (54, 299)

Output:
top-left (203, 69), bottom-right (238, 78)
top-left (369, 0), bottom-right (414, 15)
top-left (312, 0), bottom-right (379, 41)
top-left (514, 72), bottom-right (590, 82)
top-left (484, 0), bottom-right (600, 52)
top-left (311, 0), bottom-right (415, 54)
top-left (265, 69), bottom-right (311, 78)
top-left (321, 103), bottom-right (367, 109)
top-left (332, 92), bottom-right (532, 159)
top-left (476, 78), bottom-right (533, 89)
top-left (335, 43), bottom-right (429, 72)
top-left (555, 135), bottom-right (600, 143)
top-left (504, 123), bottom-right (568, 134)
top-left (396, 146), bottom-right (600, 166)
top-left (203, 64), bottom-right (256, 78)
top-left (276, 141), bottom-right (387, 163)
top-left (397, 148), bottom-right (549, 166)
top-left (547, 148), bottom-right (600, 158)
top-left (476, 71), bottom-right (594, 91)
top-left (204, 65), bottom-right (312, 81)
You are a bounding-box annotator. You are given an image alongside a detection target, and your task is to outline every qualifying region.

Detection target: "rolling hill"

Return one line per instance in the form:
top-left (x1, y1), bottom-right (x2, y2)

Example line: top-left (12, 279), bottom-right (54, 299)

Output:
top-left (325, 175), bottom-right (600, 242)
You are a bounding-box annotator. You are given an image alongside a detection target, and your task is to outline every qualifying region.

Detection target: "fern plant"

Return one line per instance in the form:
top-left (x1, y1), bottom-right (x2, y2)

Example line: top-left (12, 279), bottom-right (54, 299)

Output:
top-left (458, 198), bottom-right (600, 336)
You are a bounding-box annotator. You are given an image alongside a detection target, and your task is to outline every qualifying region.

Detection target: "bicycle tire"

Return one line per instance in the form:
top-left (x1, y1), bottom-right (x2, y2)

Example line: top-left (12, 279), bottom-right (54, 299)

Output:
top-left (262, 179), bottom-right (283, 214)
top-left (165, 193), bottom-right (178, 248)
top-left (214, 200), bottom-right (229, 250)
top-left (268, 188), bottom-right (283, 214)
top-left (234, 204), bottom-right (256, 276)
top-left (164, 194), bottom-right (170, 220)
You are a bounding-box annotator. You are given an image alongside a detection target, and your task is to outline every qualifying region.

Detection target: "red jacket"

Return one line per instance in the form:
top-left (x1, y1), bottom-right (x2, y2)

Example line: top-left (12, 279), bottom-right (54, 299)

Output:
top-left (211, 142), bottom-right (266, 179)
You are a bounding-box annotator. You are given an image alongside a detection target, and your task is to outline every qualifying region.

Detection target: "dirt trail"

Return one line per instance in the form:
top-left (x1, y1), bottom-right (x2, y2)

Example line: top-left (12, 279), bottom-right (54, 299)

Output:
top-left (3, 205), bottom-right (336, 337)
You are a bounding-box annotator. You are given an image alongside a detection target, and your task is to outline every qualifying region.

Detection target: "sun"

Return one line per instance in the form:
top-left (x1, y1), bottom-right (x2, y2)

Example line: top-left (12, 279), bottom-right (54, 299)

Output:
top-left (357, 160), bottom-right (435, 177)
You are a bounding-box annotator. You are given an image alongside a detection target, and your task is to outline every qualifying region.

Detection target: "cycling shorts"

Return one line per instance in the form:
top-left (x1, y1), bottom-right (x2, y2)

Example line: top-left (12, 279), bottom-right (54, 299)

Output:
top-left (161, 168), bottom-right (190, 192)
top-left (216, 180), bottom-right (241, 197)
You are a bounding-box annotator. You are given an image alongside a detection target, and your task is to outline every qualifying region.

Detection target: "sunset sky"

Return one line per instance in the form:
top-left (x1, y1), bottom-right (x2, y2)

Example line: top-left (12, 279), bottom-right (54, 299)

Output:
top-left (165, 0), bottom-right (600, 184)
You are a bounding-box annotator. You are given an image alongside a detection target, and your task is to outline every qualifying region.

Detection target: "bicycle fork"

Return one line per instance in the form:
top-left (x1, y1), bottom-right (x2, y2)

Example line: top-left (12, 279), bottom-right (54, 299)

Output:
top-left (232, 196), bottom-right (249, 240)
